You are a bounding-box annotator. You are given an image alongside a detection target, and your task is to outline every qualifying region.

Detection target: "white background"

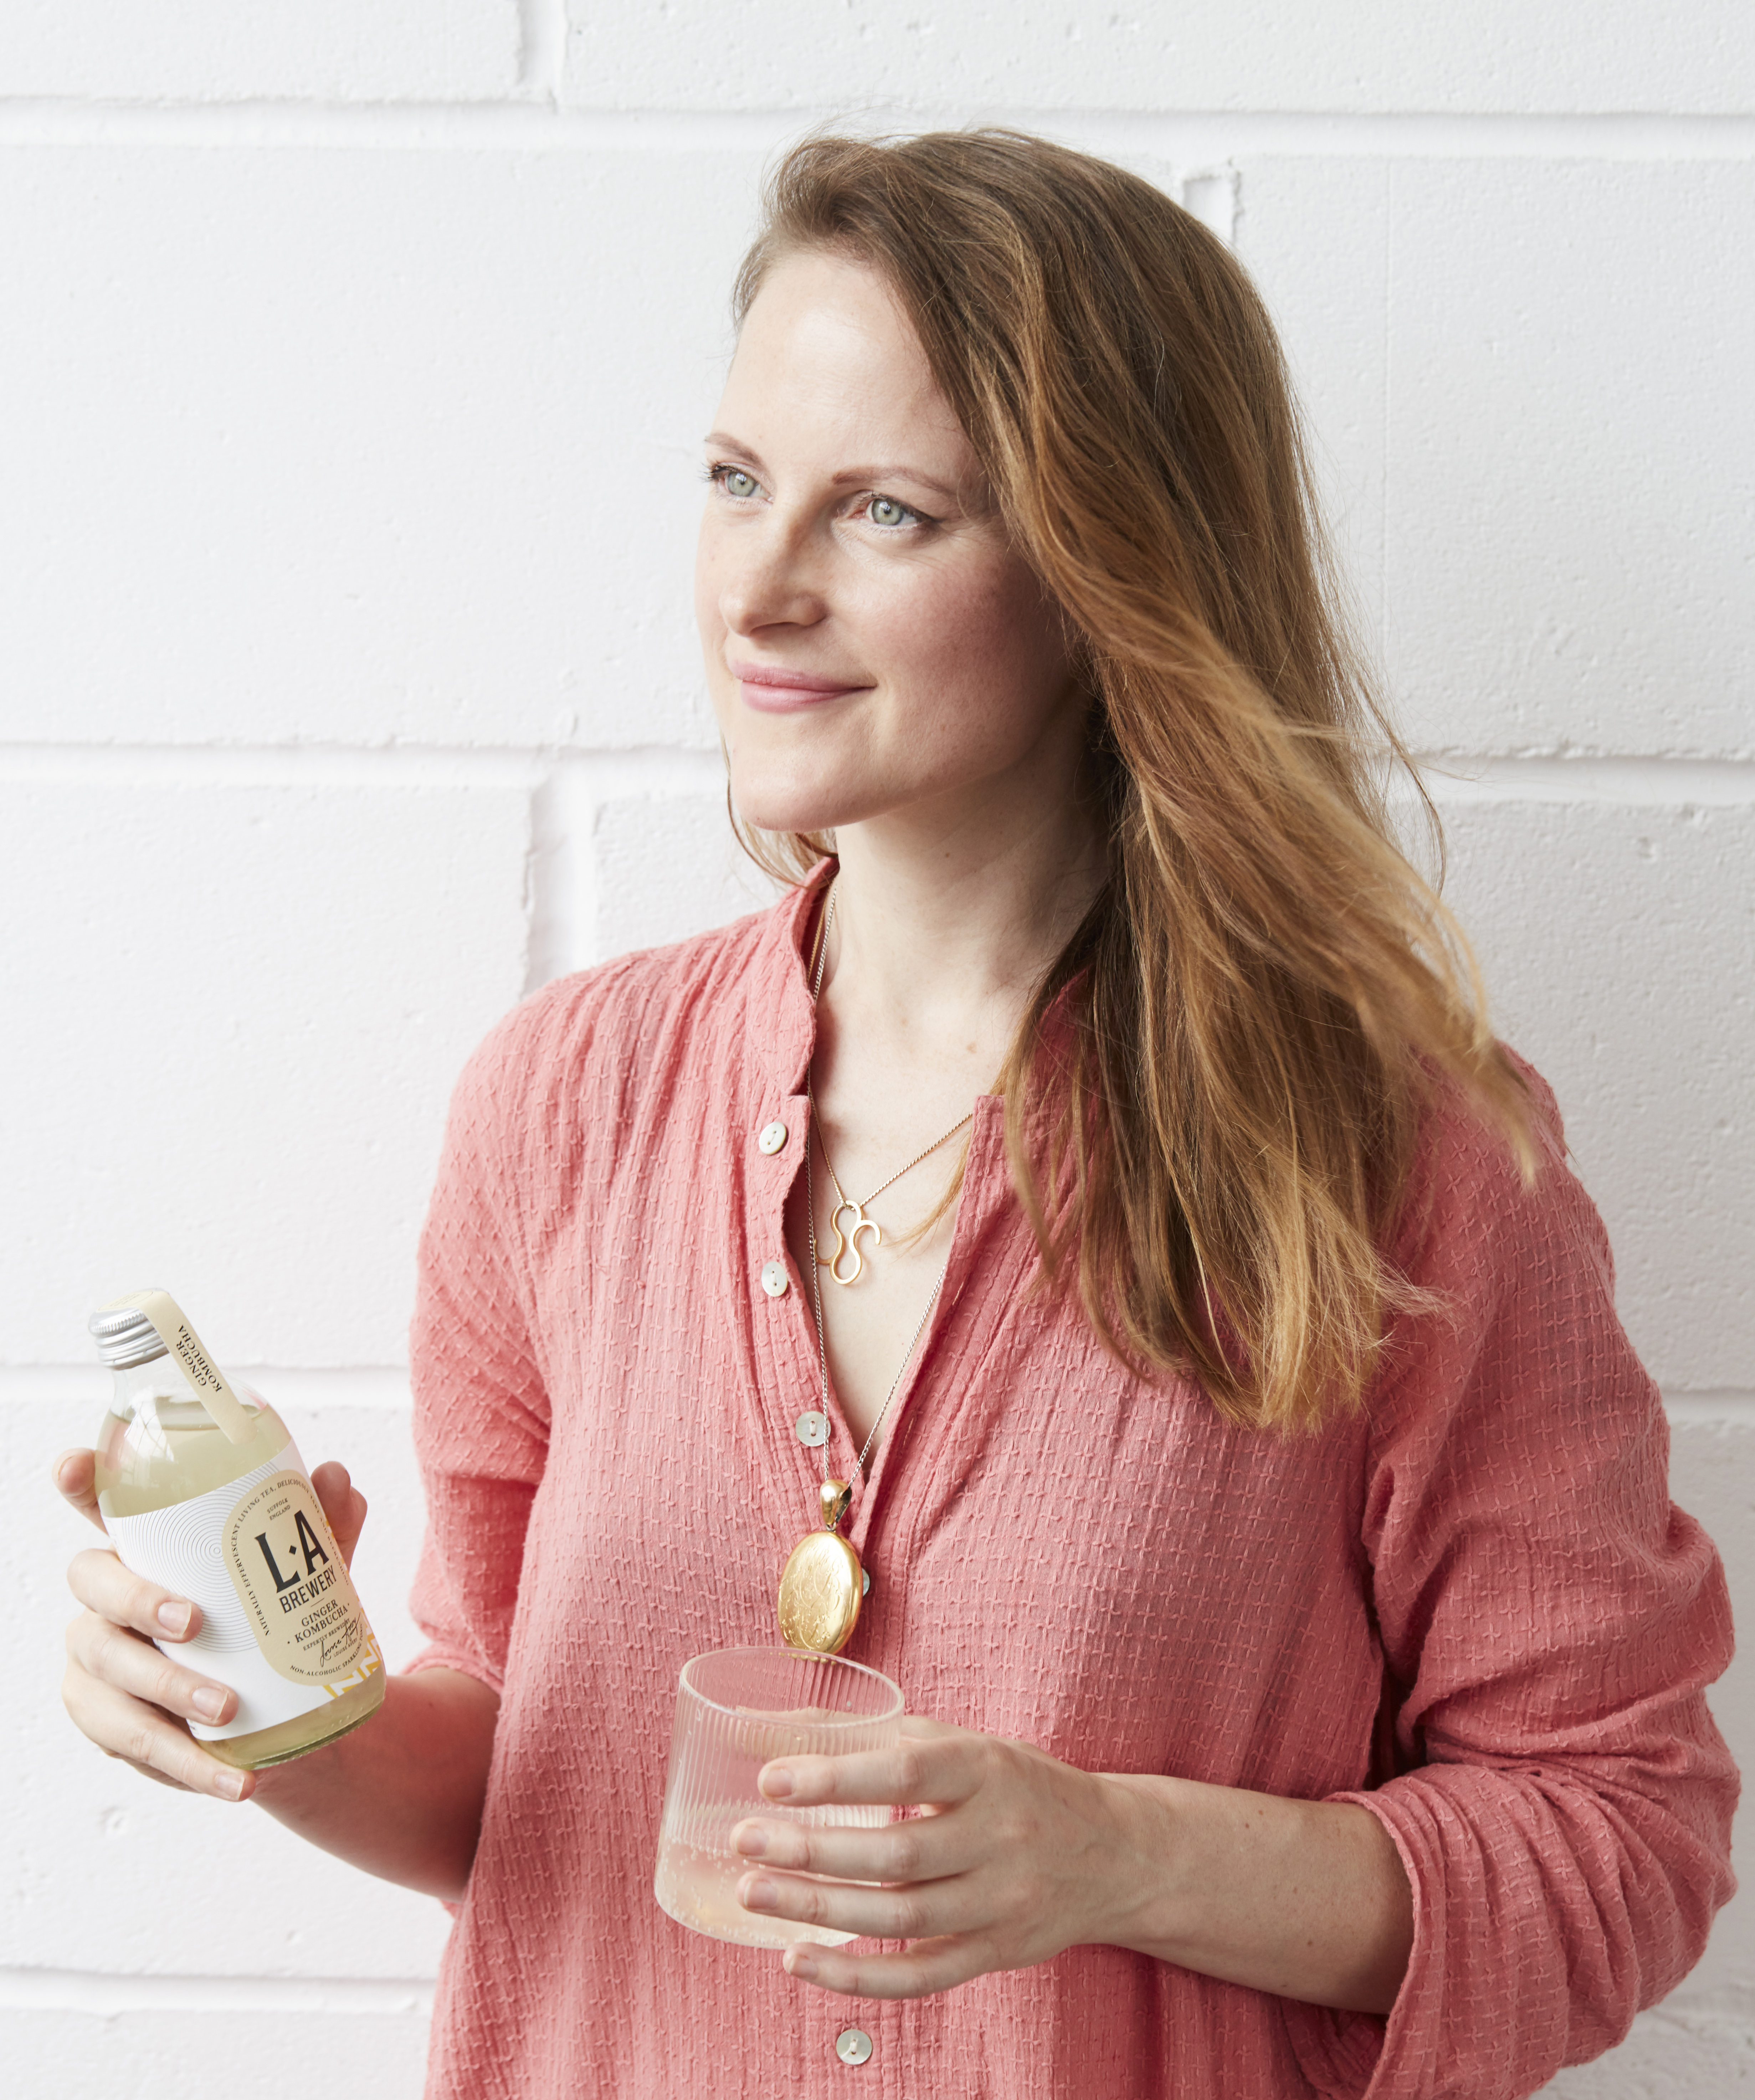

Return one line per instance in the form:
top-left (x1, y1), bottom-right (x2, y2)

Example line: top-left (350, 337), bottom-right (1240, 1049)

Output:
top-left (1, 5), bottom-right (1750, 2094)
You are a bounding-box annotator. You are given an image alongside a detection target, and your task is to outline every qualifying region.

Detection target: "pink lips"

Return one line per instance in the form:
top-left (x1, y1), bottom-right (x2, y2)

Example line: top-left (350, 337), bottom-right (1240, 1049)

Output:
top-left (730, 661), bottom-right (869, 713)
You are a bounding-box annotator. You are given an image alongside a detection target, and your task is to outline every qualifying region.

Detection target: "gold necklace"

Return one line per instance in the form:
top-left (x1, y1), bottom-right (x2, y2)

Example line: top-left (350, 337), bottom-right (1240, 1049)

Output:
top-left (776, 1139), bottom-right (946, 1653)
top-left (776, 880), bottom-right (953, 1654)
top-left (804, 884), bottom-right (973, 1287)
top-left (808, 1085), bottom-right (971, 1286)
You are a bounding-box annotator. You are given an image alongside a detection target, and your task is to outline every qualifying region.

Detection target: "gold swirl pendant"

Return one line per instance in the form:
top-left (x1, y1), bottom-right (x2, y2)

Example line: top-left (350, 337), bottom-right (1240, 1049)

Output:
top-left (819, 1198), bottom-right (881, 1285)
top-left (777, 1480), bottom-right (863, 1654)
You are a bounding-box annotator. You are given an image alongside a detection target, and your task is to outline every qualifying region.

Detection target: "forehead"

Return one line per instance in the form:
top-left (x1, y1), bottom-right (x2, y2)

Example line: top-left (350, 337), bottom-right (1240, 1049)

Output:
top-left (719, 250), bottom-right (970, 466)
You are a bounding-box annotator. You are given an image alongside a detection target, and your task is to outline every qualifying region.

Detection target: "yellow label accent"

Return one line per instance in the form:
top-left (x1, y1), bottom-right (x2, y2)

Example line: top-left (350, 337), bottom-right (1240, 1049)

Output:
top-left (103, 1288), bottom-right (255, 1446)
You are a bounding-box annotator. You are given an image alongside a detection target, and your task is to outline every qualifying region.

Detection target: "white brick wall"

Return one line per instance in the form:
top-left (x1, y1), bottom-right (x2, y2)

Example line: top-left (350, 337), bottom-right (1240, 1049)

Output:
top-left (0, 4), bottom-right (523, 102)
top-left (561, 2), bottom-right (1755, 114)
top-left (2, 11), bottom-right (1748, 2096)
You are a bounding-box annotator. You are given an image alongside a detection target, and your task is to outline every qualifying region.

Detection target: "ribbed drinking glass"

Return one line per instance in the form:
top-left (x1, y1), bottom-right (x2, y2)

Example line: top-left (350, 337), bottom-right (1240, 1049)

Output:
top-left (653, 1646), bottom-right (905, 1948)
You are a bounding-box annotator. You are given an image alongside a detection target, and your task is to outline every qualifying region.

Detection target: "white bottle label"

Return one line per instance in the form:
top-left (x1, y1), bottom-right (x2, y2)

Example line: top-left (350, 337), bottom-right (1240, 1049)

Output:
top-left (106, 1439), bottom-right (382, 1740)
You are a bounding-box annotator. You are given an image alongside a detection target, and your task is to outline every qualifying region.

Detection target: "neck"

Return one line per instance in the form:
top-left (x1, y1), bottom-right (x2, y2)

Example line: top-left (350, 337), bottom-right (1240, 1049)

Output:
top-left (819, 764), bottom-right (1106, 1068)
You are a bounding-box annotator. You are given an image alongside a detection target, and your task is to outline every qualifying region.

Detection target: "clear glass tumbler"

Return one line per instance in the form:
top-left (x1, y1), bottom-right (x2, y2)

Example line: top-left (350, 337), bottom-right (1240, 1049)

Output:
top-left (653, 1646), bottom-right (905, 1948)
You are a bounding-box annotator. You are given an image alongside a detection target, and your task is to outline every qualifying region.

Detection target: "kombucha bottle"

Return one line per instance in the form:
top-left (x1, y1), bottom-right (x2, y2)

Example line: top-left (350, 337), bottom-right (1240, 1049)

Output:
top-left (89, 1288), bottom-right (384, 1769)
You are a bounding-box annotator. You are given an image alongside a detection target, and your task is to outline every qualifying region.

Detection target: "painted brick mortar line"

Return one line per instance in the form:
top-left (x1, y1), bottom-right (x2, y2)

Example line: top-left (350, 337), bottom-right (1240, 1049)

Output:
top-left (0, 1968), bottom-right (436, 2014)
top-left (1410, 756), bottom-right (1755, 804)
top-left (516, 0), bottom-right (568, 102)
top-left (3, 745), bottom-right (1751, 799)
top-left (1658, 1395), bottom-right (1755, 1423)
top-left (0, 105), bottom-right (1753, 158)
top-left (0, 744), bottom-right (727, 790)
top-left (4, 1367), bottom-right (415, 1407)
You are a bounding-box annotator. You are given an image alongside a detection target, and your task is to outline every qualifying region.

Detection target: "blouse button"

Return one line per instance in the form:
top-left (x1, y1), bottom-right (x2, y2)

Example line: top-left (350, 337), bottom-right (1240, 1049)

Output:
top-left (758, 1121), bottom-right (788, 1155)
top-left (835, 2028), bottom-right (874, 2066)
top-left (795, 1410), bottom-right (828, 1447)
top-left (760, 1261), bottom-right (789, 1298)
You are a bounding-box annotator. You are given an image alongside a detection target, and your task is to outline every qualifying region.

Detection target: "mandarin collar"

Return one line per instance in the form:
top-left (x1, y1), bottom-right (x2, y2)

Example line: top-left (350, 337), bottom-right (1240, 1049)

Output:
top-left (748, 856), bottom-right (1091, 1110)
top-left (750, 857), bottom-right (836, 1096)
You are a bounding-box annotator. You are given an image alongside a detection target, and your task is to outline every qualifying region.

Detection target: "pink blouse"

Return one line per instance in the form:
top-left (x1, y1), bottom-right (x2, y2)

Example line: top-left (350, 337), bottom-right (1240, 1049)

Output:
top-left (407, 871), bottom-right (1736, 2099)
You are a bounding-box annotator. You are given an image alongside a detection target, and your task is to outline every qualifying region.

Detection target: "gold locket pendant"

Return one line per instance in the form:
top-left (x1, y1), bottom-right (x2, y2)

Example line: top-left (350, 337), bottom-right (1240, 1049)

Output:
top-left (778, 1479), bottom-right (863, 1654)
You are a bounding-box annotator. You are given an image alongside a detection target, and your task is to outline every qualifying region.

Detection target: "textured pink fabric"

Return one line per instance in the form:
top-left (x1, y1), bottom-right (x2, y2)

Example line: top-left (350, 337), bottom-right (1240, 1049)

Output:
top-left (407, 872), bottom-right (1736, 2100)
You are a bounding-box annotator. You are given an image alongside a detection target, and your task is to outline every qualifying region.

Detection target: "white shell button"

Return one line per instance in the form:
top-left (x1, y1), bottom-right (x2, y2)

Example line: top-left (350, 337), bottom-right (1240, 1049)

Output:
top-left (795, 1410), bottom-right (829, 1447)
top-left (835, 2028), bottom-right (874, 2066)
top-left (758, 1121), bottom-right (788, 1155)
top-left (760, 1261), bottom-right (789, 1298)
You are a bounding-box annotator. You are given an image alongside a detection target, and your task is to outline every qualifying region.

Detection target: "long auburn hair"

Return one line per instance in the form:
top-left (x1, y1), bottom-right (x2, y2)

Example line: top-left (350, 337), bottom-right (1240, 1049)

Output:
top-left (730, 129), bottom-right (1534, 1431)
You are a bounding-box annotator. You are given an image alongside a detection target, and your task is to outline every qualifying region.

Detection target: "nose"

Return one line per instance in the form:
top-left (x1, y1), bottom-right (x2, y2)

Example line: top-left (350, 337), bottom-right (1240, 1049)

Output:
top-left (713, 513), bottom-right (827, 639)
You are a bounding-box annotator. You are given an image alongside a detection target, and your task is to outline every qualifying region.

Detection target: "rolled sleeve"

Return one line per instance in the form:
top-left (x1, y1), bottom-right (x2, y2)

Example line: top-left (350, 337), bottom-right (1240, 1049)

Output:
top-left (1285, 1069), bottom-right (1738, 2098)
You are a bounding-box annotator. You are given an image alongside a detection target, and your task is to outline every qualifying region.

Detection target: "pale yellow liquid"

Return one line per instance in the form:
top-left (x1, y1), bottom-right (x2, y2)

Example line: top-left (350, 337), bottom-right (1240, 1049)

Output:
top-left (653, 1835), bottom-right (857, 1949)
top-left (96, 1382), bottom-right (384, 1769)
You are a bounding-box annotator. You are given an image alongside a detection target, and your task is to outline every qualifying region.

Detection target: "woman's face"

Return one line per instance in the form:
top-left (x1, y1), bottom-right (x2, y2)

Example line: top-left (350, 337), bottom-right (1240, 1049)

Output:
top-left (696, 249), bottom-right (1083, 840)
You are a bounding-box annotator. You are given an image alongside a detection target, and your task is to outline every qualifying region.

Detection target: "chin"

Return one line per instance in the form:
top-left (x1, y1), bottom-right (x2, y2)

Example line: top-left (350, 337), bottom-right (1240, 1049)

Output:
top-left (728, 790), bottom-right (842, 840)
top-left (723, 756), bottom-right (868, 841)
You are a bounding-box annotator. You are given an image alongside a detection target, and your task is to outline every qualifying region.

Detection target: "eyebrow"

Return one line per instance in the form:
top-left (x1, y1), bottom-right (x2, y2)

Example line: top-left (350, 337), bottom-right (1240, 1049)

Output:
top-left (702, 432), bottom-right (966, 507)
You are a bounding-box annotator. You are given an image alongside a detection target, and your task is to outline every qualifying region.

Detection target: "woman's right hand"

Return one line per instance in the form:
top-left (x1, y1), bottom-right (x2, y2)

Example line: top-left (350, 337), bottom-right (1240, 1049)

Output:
top-left (55, 1449), bottom-right (369, 1804)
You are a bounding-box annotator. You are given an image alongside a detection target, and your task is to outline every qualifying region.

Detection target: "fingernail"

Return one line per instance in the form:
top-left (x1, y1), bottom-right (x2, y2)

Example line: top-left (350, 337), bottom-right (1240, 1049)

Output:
top-left (786, 1950), bottom-right (819, 1982)
top-left (734, 1827), bottom-right (768, 1858)
top-left (742, 1877), bottom-right (778, 1911)
top-left (192, 1688), bottom-right (226, 1722)
top-left (157, 1602), bottom-right (193, 1636)
top-left (218, 1770), bottom-right (247, 1801)
top-left (760, 1766), bottom-right (794, 1799)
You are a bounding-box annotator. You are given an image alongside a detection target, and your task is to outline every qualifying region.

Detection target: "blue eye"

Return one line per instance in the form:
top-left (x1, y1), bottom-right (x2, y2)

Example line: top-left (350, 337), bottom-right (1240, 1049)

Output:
top-left (715, 466), bottom-right (758, 499)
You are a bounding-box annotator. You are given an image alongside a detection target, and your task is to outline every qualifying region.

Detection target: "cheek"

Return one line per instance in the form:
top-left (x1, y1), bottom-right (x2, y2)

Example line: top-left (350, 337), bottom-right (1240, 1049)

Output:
top-left (897, 564), bottom-right (1070, 743)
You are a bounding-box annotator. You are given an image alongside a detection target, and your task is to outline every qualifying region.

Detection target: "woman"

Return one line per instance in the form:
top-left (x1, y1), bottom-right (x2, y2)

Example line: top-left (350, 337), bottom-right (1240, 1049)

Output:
top-left (58, 131), bottom-right (1736, 2098)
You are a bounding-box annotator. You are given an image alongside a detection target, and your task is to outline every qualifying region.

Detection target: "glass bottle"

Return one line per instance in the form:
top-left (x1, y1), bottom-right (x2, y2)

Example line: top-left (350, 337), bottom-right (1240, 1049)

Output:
top-left (89, 1292), bottom-right (384, 1770)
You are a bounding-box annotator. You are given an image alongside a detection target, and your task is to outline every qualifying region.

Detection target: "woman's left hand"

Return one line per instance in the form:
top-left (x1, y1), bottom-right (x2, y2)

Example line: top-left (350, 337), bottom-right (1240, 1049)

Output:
top-left (731, 1716), bottom-right (1145, 1998)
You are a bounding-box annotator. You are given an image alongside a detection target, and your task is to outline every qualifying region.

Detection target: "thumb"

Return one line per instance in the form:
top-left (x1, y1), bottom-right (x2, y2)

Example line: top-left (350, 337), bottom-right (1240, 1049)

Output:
top-left (309, 1460), bottom-right (369, 1569)
top-left (52, 1448), bottom-right (108, 1534)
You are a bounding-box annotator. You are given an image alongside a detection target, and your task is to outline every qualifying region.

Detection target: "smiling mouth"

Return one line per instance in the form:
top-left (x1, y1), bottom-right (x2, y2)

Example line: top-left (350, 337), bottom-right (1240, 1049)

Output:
top-left (730, 663), bottom-right (871, 713)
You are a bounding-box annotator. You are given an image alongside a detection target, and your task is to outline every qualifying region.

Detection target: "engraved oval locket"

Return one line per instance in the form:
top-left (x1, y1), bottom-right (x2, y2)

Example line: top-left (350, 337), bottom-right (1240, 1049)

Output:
top-left (777, 1480), bottom-right (863, 1654)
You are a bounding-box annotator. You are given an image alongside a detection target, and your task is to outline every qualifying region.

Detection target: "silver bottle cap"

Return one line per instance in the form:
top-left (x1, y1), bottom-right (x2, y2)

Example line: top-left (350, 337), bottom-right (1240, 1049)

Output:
top-left (88, 1299), bottom-right (170, 1370)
